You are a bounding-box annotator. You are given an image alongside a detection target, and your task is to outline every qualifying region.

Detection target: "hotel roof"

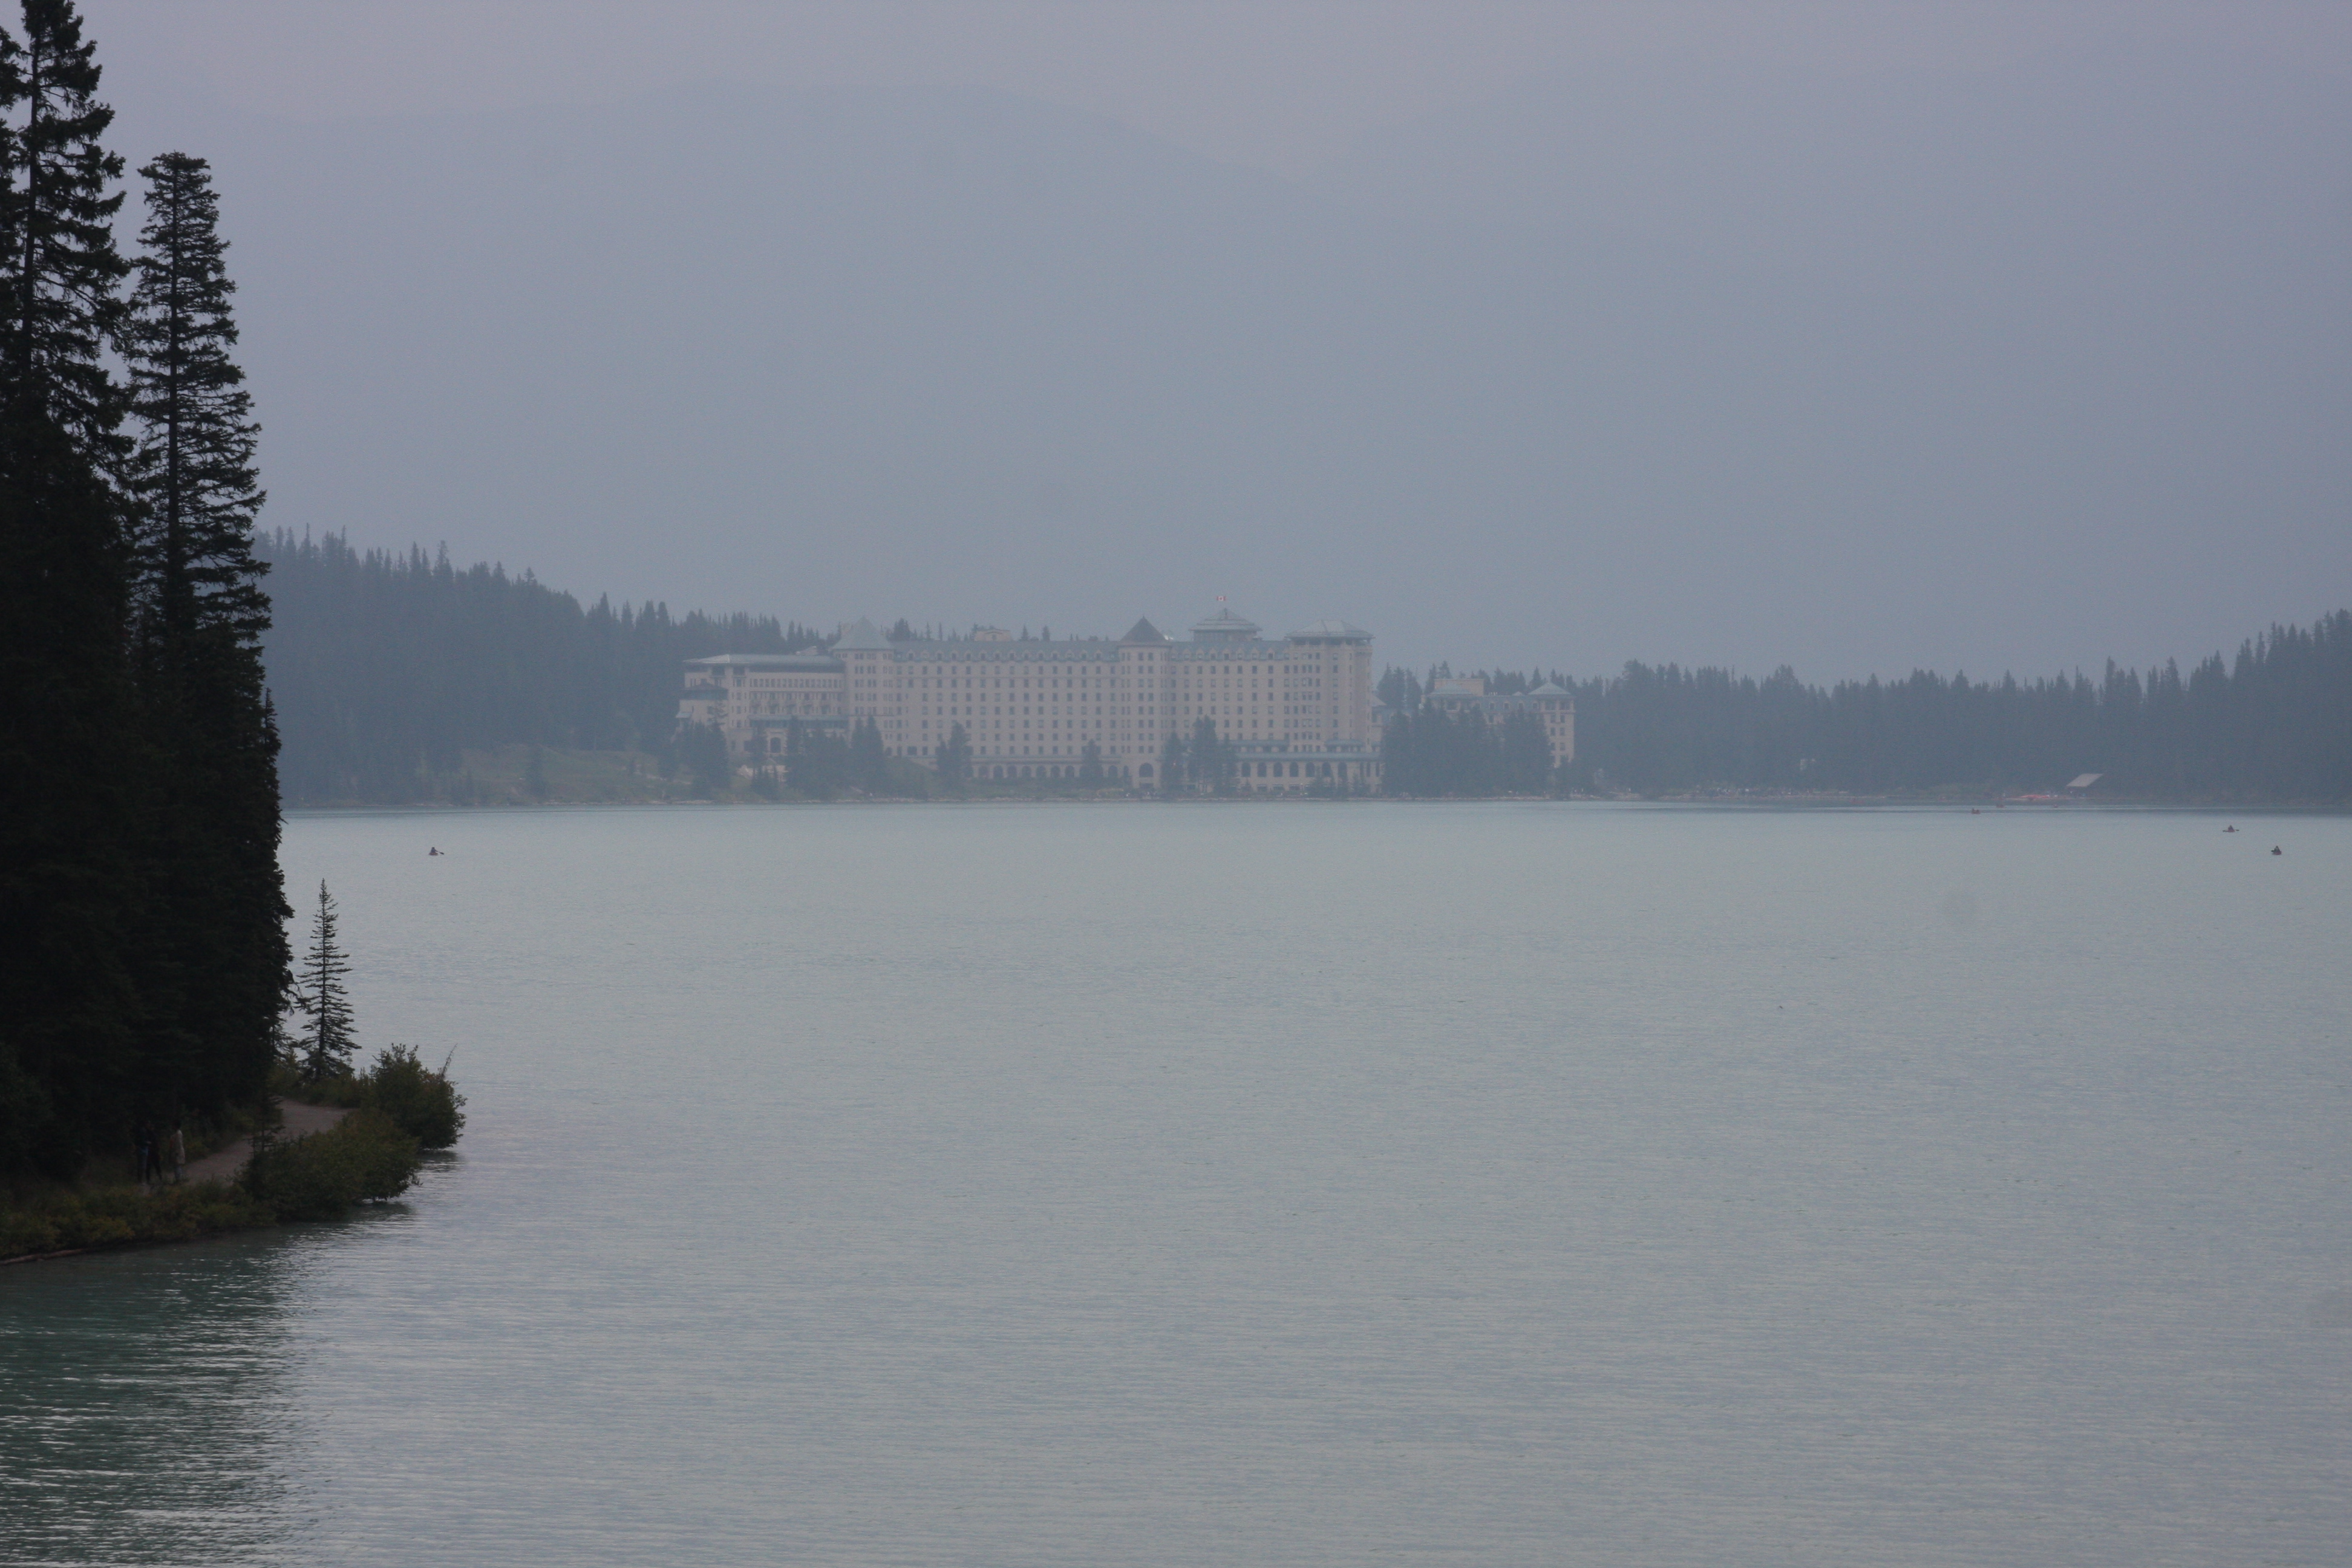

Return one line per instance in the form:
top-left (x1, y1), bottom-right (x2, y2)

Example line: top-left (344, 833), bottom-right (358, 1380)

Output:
top-left (685, 652), bottom-right (841, 669)
top-left (1192, 606), bottom-right (1263, 641)
top-left (1288, 619), bottom-right (1372, 641)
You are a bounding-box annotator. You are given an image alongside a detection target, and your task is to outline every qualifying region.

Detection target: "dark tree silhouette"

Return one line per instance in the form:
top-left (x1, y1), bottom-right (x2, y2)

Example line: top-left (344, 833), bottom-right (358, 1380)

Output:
top-left (123, 153), bottom-right (263, 651)
top-left (785, 720), bottom-right (844, 799)
top-left (1499, 709), bottom-right (1553, 794)
top-left (121, 148), bottom-right (289, 1131)
top-left (5, 0), bottom-right (126, 448)
top-left (679, 719), bottom-right (728, 796)
top-left (1157, 730), bottom-right (1187, 791)
top-left (850, 716), bottom-right (887, 792)
top-left (1378, 610), bottom-right (2351, 802)
top-left (0, 0), bottom-right (142, 1176)
top-left (937, 722), bottom-right (971, 791)
top-left (1190, 717), bottom-right (1233, 793)
top-left (296, 880), bottom-right (356, 1083)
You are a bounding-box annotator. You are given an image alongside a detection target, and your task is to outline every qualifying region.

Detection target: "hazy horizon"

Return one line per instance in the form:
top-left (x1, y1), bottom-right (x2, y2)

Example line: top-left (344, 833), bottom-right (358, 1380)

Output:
top-left (90, 2), bottom-right (2351, 679)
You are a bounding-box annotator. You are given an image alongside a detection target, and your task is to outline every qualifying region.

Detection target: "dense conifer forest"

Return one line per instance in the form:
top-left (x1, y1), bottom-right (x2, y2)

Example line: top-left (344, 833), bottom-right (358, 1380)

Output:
top-left (1380, 610), bottom-right (2352, 800)
top-left (257, 530), bottom-right (821, 800)
top-left (1, 3), bottom-right (287, 1178)
top-left (261, 515), bottom-right (2348, 804)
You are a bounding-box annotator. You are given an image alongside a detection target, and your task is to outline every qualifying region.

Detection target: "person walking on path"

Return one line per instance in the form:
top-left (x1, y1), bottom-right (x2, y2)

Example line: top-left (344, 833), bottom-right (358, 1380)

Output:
top-left (170, 1125), bottom-right (186, 1184)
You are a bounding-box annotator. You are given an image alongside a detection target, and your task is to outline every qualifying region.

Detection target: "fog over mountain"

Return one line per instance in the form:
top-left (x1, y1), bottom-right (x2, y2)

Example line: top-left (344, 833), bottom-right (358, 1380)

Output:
top-left (97, 16), bottom-right (2348, 676)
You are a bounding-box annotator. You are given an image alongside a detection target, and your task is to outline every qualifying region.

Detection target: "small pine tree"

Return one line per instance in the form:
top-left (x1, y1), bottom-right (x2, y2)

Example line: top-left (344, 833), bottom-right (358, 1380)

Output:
top-left (938, 722), bottom-right (971, 791)
top-left (1158, 731), bottom-right (1187, 791)
top-left (524, 743), bottom-right (549, 799)
top-left (1078, 739), bottom-right (1103, 785)
top-left (1500, 708), bottom-right (1553, 794)
top-left (681, 719), bottom-right (728, 795)
top-left (296, 880), bottom-right (356, 1082)
top-left (785, 721), bottom-right (846, 798)
top-left (849, 716), bottom-right (887, 792)
top-left (1192, 717), bottom-right (1232, 792)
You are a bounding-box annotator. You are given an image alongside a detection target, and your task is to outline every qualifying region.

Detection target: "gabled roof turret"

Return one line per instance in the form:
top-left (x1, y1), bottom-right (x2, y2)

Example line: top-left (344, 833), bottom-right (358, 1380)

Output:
top-left (1121, 617), bottom-right (1169, 644)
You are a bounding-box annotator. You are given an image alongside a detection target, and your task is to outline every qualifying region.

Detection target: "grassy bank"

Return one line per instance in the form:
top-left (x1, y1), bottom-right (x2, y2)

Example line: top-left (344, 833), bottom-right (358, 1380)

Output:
top-left (0, 1111), bottom-right (418, 1260)
top-left (2, 1051), bottom-right (466, 1264)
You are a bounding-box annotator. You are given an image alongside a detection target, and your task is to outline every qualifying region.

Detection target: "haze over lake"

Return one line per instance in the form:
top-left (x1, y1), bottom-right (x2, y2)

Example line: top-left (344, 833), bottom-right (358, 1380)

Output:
top-left (90, 2), bottom-right (2352, 677)
top-left (5, 803), bottom-right (2347, 1565)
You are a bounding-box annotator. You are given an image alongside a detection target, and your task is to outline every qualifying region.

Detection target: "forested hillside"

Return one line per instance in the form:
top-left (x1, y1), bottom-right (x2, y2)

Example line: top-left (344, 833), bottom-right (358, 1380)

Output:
top-left (258, 531), bottom-right (822, 800)
top-left (266, 530), bottom-right (2348, 806)
top-left (1382, 610), bottom-right (2352, 800)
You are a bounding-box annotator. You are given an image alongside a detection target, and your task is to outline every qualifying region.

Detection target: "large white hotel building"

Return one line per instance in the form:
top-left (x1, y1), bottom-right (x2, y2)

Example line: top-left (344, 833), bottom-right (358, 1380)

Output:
top-left (676, 607), bottom-right (1382, 789)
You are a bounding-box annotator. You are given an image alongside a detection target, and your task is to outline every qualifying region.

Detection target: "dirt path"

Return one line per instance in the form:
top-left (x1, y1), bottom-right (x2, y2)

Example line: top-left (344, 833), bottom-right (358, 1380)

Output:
top-left (181, 1101), bottom-right (349, 1186)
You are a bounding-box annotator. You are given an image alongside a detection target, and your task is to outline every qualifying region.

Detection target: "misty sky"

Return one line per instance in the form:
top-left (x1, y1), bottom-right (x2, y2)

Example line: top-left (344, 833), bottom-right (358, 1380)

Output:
top-left (90, 1), bottom-right (2351, 677)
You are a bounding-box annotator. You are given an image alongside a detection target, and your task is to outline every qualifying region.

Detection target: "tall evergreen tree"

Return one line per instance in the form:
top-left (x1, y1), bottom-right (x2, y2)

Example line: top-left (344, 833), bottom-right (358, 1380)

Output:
top-left (1190, 717), bottom-right (1232, 792)
top-left (120, 149), bottom-right (288, 1128)
top-left (123, 152), bottom-right (264, 645)
top-left (785, 720), bottom-right (844, 799)
top-left (849, 716), bottom-right (886, 792)
top-left (0, 0), bottom-right (140, 1176)
top-left (680, 717), bottom-right (728, 795)
top-left (4, 0), bottom-right (123, 446)
top-left (296, 880), bottom-right (356, 1083)
top-left (1499, 708), bottom-right (1553, 794)
top-left (1158, 730), bottom-right (1187, 791)
top-left (938, 722), bottom-right (971, 791)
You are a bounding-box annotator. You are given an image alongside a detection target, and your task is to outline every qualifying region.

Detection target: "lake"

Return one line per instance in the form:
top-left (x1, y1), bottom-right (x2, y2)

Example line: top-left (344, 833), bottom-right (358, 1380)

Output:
top-left (5, 802), bottom-right (2348, 1566)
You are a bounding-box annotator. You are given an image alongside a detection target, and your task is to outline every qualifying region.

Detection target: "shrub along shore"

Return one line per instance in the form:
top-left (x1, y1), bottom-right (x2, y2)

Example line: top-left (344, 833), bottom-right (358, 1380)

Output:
top-left (1, 1049), bottom-right (463, 1264)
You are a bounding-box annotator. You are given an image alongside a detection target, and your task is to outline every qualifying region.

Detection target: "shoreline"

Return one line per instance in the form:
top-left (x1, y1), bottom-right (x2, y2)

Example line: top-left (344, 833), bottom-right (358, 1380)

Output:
top-left (282, 794), bottom-right (2352, 814)
top-left (2, 1102), bottom-right (373, 1267)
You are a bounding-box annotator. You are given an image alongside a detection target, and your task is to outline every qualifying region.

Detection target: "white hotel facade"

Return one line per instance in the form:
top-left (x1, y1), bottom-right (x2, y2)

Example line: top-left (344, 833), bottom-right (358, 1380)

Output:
top-left (677, 607), bottom-right (1380, 789)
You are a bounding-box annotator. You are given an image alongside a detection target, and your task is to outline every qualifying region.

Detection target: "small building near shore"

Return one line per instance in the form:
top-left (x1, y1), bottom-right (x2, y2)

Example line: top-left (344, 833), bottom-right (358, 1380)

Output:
top-left (1422, 676), bottom-right (1576, 768)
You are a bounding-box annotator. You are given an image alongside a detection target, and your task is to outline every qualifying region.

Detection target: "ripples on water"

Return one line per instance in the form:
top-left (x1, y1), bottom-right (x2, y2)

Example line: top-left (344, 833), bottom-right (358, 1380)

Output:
top-left (4, 803), bottom-right (2347, 1566)
top-left (4, 1235), bottom-right (308, 1562)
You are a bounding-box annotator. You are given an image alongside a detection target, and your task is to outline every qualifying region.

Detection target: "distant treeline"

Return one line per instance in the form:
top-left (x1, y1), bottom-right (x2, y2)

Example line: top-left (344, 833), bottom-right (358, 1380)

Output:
top-left (1379, 706), bottom-right (1556, 797)
top-left (261, 530), bottom-right (2349, 805)
top-left (1380, 610), bottom-right (2352, 800)
top-left (258, 531), bottom-right (823, 800)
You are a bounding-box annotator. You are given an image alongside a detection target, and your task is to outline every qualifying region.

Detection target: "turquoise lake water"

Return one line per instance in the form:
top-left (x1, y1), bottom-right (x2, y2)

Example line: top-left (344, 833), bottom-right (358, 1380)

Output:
top-left (4, 802), bottom-right (2348, 1566)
